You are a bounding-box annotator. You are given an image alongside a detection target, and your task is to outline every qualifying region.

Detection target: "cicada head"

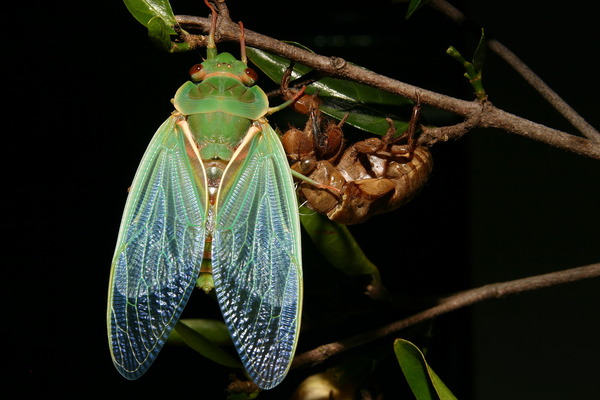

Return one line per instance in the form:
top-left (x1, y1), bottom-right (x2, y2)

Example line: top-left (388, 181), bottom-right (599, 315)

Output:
top-left (189, 52), bottom-right (258, 86)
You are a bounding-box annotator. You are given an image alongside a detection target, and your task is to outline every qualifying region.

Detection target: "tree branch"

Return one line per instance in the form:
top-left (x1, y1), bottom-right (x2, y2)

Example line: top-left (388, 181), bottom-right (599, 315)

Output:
top-left (291, 262), bottom-right (600, 370)
top-left (175, 14), bottom-right (600, 160)
top-left (428, 0), bottom-right (600, 143)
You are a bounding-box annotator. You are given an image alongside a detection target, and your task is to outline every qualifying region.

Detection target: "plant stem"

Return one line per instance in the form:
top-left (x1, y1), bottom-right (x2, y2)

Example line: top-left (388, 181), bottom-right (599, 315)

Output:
top-left (291, 262), bottom-right (600, 369)
top-left (428, 0), bottom-right (600, 143)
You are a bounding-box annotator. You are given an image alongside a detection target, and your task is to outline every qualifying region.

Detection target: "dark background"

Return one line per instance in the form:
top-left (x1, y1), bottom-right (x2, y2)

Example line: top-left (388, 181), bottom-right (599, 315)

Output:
top-left (4, 0), bottom-right (599, 398)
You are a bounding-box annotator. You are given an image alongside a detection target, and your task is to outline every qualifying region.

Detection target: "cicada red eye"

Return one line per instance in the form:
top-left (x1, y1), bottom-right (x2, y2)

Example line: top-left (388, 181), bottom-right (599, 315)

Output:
top-left (242, 67), bottom-right (259, 85)
top-left (189, 64), bottom-right (205, 81)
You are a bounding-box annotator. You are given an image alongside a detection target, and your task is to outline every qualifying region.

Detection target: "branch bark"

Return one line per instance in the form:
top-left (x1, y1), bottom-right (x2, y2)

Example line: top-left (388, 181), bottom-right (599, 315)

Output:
top-left (428, 0), bottom-right (600, 143)
top-left (291, 263), bottom-right (600, 370)
top-left (175, 14), bottom-right (600, 160)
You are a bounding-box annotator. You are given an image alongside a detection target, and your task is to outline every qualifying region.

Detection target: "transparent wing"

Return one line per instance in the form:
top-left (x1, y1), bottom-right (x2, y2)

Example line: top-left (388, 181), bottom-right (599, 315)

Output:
top-left (107, 115), bottom-right (207, 379)
top-left (213, 122), bottom-right (303, 389)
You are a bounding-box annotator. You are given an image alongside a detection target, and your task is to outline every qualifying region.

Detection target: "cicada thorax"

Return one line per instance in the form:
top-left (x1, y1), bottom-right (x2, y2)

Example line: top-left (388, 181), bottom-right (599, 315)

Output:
top-left (178, 111), bottom-right (253, 294)
top-left (172, 55), bottom-right (271, 292)
top-left (174, 55), bottom-right (269, 182)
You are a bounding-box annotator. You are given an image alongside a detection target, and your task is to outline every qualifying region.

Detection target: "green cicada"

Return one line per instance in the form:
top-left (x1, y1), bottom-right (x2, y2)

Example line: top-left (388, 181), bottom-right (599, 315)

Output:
top-left (107, 5), bottom-right (302, 390)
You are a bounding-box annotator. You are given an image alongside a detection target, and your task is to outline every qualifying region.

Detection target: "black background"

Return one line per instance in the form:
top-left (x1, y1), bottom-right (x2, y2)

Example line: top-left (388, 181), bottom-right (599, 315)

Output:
top-left (4, 0), bottom-right (599, 398)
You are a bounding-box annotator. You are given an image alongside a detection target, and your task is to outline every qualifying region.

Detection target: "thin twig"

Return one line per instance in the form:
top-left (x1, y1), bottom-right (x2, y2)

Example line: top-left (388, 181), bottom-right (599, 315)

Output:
top-left (291, 263), bottom-right (600, 369)
top-left (174, 14), bottom-right (600, 160)
top-left (428, 0), bottom-right (600, 143)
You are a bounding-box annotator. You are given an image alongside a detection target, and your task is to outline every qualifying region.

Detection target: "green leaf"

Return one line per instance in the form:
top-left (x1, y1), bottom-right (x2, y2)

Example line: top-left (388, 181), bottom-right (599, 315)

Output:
top-left (247, 46), bottom-right (412, 136)
top-left (446, 41), bottom-right (486, 101)
top-left (123, 0), bottom-right (177, 35)
top-left (394, 339), bottom-right (458, 400)
top-left (247, 46), bottom-right (409, 106)
top-left (147, 15), bottom-right (175, 51)
top-left (299, 206), bottom-right (388, 299)
top-left (172, 319), bottom-right (242, 369)
top-left (406, 0), bottom-right (431, 19)
top-left (320, 104), bottom-right (409, 136)
top-left (227, 391), bottom-right (260, 400)
top-left (169, 318), bottom-right (234, 346)
top-left (472, 29), bottom-right (487, 73)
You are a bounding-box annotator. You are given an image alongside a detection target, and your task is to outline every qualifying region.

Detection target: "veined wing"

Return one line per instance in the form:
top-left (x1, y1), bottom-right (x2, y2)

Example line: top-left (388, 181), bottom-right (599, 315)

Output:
top-left (212, 122), bottom-right (303, 389)
top-left (107, 115), bottom-right (208, 379)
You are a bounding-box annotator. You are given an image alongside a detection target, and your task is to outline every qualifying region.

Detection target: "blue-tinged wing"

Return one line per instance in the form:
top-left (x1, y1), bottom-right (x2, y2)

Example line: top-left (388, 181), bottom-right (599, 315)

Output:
top-left (107, 115), bottom-right (208, 379)
top-left (212, 121), bottom-right (303, 389)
